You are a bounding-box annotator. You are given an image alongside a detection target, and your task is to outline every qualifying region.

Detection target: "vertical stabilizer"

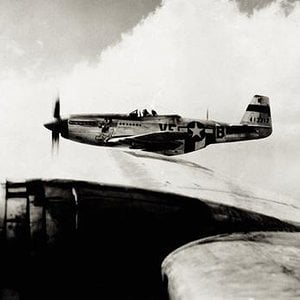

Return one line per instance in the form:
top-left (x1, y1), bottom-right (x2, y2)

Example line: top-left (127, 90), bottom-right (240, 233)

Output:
top-left (240, 95), bottom-right (272, 127)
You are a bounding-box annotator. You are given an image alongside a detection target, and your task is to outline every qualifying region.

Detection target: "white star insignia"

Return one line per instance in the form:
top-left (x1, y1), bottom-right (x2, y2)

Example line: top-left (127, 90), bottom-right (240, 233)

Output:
top-left (190, 123), bottom-right (204, 138)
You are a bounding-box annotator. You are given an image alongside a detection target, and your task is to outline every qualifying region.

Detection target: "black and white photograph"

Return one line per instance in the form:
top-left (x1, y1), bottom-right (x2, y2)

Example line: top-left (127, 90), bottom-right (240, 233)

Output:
top-left (0, 0), bottom-right (300, 299)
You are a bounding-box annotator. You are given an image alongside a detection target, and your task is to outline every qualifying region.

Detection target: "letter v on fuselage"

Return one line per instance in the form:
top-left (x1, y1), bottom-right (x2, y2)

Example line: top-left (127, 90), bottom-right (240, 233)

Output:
top-left (44, 95), bottom-right (272, 156)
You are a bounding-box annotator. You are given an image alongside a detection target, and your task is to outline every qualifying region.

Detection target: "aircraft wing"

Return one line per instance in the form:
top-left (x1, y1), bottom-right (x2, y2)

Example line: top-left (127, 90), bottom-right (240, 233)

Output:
top-left (1, 151), bottom-right (300, 299)
top-left (109, 131), bottom-right (188, 151)
top-left (110, 151), bottom-right (300, 225)
top-left (162, 232), bottom-right (300, 300)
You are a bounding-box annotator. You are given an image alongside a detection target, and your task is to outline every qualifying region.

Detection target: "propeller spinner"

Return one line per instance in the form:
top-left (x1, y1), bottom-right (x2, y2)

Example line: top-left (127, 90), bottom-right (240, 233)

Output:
top-left (44, 98), bottom-right (68, 152)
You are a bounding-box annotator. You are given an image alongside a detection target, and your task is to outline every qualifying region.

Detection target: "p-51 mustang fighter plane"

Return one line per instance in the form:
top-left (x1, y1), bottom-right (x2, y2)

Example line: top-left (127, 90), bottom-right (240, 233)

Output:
top-left (44, 95), bottom-right (272, 155)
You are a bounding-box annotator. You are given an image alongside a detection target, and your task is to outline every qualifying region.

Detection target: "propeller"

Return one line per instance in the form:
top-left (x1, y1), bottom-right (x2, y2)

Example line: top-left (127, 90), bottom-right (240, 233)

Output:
top-left (54, 98), bottom-right (60, 120)
top-left (44, 97), bottom-right (62, 153)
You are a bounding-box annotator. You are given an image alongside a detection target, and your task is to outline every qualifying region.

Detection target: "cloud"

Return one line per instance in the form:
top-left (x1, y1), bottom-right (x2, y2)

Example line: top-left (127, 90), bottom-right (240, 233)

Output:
top-left (5, 39), bottom-right (25, 56)
top-left (36, 40), bottom-right (44, 49)
top-left (232, 0), bottom-right (299, 16)
top-left (0, 0), bottom-right (162, 75)
top-left (1, 0), bottom-right (300, 199)
top-left (60, 0), bottom-right (300, 125)
top-left (58, 0), bottom-right (300, 198)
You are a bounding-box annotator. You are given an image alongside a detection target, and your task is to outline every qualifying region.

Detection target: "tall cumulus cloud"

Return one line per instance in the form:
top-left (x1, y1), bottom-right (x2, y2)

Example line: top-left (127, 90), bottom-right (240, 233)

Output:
top-left (1, 0), bottom-right (300, 198)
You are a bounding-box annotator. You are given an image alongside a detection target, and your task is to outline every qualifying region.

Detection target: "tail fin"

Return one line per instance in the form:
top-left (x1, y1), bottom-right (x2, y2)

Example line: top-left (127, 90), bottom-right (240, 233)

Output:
top-left (240, 95), bottom-right (272, 127)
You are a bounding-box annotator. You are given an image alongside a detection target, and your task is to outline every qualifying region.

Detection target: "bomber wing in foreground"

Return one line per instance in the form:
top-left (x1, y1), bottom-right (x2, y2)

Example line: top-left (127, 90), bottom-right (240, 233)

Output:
top-left (0, 152), bottom-right (299, 299)
top-left (44, 95), bottom-right (272, 155)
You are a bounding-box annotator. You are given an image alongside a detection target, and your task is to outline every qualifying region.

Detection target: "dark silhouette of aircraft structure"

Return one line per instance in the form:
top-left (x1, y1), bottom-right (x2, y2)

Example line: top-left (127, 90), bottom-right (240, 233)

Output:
top-left (44, 95), bottom-right (272, 155)
top-left (0, 151), bottom-right (299, 300)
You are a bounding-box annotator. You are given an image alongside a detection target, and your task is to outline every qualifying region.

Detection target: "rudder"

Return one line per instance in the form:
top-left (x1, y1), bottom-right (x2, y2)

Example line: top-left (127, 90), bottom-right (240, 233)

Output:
top-left (240, 95), bottom-right (272, 127)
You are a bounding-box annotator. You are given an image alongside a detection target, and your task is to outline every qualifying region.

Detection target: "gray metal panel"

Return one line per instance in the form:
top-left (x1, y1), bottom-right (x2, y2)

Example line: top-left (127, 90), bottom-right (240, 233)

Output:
top-left (162, 232), bottom-right (300, 300)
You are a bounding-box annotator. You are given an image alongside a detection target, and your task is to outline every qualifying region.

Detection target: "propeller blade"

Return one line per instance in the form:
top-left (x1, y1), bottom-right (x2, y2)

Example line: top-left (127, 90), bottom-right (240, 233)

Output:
top-left (46, 96), bottom-right (62, 154)
top-left (54, 98), bottom-right (60, 120)
top-left (51, 129), bottom-right (60, 154)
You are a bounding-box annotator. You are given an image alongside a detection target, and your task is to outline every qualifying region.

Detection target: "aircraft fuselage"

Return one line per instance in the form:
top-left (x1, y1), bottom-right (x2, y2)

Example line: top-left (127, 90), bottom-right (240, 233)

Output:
top-left (59, 113), bottom-right (270, 154)
top-left (44, 95), bottom-right (272, 155)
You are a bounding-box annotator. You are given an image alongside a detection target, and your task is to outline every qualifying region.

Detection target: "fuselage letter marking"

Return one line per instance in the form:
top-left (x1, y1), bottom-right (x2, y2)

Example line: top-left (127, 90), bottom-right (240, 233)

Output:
top-left (216, 126), bottom-right (225, 138)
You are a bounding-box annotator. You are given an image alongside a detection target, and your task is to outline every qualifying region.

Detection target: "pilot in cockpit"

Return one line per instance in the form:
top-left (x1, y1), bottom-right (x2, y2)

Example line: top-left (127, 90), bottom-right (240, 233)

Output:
top-left (151, 110), bottom-right (157, 116)
top-left (129, 109), bottom-right (139, 118)
top-left (142, 109), bottom-right (151, 117)
top-left (129, 109), bottom-right (158, 118)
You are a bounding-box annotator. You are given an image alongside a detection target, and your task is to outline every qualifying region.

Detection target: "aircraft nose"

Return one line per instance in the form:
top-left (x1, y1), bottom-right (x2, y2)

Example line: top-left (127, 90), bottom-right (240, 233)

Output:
top-left (44, 121), bottom-right (56, 131)
top-left (44, 119), bottom-right (69, 138)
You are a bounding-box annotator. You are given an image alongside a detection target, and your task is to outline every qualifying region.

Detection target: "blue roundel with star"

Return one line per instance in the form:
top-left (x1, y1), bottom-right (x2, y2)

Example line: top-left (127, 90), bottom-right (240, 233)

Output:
top-left (187, 121), bottom-right (205, 142)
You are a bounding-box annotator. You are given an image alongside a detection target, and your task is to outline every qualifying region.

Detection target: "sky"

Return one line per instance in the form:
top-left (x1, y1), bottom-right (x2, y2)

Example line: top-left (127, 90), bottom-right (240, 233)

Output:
top-left (0, 0), bottom-right (161, 74)
top-left (0, 0), bottom-right (300, 199)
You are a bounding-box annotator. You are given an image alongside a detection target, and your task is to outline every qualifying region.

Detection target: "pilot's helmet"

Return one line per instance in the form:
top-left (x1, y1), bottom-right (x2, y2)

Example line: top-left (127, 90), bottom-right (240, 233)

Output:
top-left (142, 109), bottom-right (150, 116)
top-left (129, 109), bottom-right (138, 116)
